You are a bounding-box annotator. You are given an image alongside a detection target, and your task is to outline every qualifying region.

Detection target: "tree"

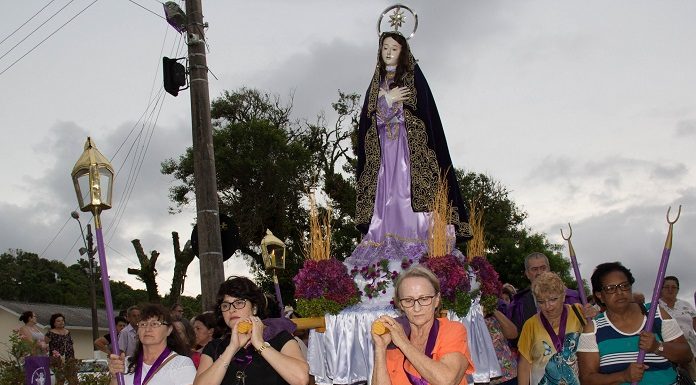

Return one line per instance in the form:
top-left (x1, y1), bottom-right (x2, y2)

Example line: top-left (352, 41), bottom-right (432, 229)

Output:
top-left (0, 249), bottom-right (205, 312)
top-left (162, 88), bottom-right (362, 301)
top-left (128, 239), bottom-right (161, 303)
top-left (455, 171), bottom-right (574, 290)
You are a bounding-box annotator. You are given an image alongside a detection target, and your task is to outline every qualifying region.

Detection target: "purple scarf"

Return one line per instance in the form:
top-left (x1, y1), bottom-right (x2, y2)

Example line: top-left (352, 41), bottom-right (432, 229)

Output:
top-left (133, 347), bottom-right (171, 385)
top-left (403, 318), bottom-right (440, 385)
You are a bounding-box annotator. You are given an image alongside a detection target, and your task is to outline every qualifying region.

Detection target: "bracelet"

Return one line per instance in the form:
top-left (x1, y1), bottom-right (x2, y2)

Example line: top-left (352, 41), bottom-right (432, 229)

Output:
top-left (256, 342), bottom-right (271, 354)
top-left (221, 361), bottom-right (229, 368)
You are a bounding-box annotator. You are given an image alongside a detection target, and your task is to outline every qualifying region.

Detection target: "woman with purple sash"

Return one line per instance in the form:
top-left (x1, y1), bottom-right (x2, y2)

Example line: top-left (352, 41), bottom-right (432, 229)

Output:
top-left (107, 304), bottom-right (196, 385)
top-left (194, 276), bottom-right (308, 385)
top-left (371, 266), bottom-right (474, 385)
top-left (517, 273), bottom-right (586, 385)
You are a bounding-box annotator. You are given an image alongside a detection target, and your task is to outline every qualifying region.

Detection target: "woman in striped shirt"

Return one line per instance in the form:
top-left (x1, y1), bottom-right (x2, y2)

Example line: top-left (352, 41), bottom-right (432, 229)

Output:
top-left (577, 262), bottom-right (693, 385)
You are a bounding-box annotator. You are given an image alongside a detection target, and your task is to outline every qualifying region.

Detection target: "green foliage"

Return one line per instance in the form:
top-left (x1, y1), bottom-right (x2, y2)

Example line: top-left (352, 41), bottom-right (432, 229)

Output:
top-left (0, 249), bottom-right (200, 311)
top-left (0, 330), bottom-right (41, 384)
top-left (0, 360), bottom-right (23, 385)
top-left (480, 294), bottom-right (500, 315)
top-left (442, 290), bottom-right (473, 317)
top-left (162, 88), bottom-right (363, 302)
top-left (455, 171), bottom-right (574, 290)
top-left (295, 296), bottom-right (359, 317)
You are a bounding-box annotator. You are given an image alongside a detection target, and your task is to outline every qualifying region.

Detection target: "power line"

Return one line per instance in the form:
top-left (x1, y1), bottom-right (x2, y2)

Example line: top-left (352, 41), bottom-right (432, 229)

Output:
top-left (0, 0), bottom-right (77, 62)
top-left (39, 215), bottom-right (72, 258)
top-left (125, 0), bottom-right (167, 21)
top-left (0, 0), bottom-right (59, 46)
top-left (0, 0), bottom-right (99, 78)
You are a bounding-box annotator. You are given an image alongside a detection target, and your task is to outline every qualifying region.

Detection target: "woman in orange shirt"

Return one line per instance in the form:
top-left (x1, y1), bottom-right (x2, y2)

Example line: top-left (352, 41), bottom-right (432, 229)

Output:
top-left (372, 265), bottom-right (474, 385)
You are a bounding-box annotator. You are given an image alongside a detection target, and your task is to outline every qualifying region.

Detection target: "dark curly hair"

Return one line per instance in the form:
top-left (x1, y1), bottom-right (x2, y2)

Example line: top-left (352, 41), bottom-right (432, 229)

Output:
top-left (126, 304), bottom-right (188, 374)
top-left (19, 311), bottom-right (34, 324)
top-left (378, 32), bottom-right (411, 89)
top-left (591, 262), bottom-right (635, 306)
top-left (214, 276), bottom-right (268, 332)
top-left (49, 313), bottom-right (65, 329)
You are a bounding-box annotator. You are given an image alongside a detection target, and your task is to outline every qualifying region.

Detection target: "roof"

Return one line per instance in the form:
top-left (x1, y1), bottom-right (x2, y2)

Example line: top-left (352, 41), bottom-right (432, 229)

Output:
top-left (0, 299), bottom-right (111, 331)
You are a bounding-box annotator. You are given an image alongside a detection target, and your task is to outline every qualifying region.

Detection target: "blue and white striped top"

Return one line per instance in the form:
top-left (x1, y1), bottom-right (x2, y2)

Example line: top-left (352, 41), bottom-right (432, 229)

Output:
top-left (578, 304), bottom-right (681, 385)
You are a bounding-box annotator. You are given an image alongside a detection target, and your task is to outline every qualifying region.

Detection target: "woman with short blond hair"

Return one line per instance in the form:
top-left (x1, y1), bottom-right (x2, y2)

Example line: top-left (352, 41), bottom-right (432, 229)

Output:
top-left (517, 272), bottom-right (586, 385)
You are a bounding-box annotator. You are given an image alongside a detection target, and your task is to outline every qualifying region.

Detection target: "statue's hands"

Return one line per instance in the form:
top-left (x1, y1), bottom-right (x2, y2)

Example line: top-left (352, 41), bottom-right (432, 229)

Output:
top-left (384, 86), bottom-right (410, 107)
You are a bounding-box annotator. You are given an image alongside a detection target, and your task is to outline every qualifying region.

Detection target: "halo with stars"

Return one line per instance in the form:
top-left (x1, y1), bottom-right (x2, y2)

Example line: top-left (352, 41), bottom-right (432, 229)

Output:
top-left (377, 4), bottom-right (418, 40)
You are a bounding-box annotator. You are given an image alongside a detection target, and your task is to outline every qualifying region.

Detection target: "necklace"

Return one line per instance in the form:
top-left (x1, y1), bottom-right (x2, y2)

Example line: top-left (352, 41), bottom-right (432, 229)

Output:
top-left (234, 346), bottom-right (253, 385)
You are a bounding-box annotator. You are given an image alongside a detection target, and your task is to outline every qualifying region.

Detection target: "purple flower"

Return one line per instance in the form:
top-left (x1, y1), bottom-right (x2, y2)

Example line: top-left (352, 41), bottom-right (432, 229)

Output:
top-left (293, 259), bottom-right (359, 305)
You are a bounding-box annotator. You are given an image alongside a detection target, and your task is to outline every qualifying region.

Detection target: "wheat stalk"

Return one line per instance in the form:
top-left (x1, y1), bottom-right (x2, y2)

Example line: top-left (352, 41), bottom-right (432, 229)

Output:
top-left (466, 196), bottom-right (486, 261)
top-left (428, 174), bottom-right (453, 258)
top-left (304, 193), bottom-right (332, 261)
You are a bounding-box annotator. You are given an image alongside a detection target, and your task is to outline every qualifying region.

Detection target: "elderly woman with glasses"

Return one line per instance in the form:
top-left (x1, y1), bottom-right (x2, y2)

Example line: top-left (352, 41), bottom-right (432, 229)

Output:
top-left (660, 276), bottom-right (696, 378)
top-left (194, 276), bottom-right (309, 385)
top-left (578, 262), bottom-right (693, 385)
top-left (517, 272), bottom-right (587, 385)
top-left (108, 304), bottom-right (195, 385)
top-left (371, 265), bottom-right (473, 385)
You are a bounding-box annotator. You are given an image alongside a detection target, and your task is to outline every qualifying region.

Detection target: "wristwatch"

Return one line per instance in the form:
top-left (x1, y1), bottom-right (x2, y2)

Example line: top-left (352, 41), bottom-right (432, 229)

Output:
top-left (256, 341), bottom-right (271, 354)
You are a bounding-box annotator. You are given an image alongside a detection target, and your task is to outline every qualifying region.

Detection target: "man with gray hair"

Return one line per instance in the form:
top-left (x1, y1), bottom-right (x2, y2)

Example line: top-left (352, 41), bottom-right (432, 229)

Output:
top-left (508, 252), bottom-right (595, 346)
top-left (117, 305), bottom-right (141, 357)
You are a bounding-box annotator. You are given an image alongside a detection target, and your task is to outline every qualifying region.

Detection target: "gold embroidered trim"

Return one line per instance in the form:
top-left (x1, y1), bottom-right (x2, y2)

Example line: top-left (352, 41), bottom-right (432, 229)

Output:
top-left (404, 109), bottom-right (439, 212)
top-left (356, 48), bottom-right (472, 238)
top-left (355, 113), bottom-right (380, 227)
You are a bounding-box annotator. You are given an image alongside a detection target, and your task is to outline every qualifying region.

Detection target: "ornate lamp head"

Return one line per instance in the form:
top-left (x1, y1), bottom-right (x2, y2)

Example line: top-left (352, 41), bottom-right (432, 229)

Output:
top-left (260, 229), bottom-right (286, 270)
top-left (377, 4), bottom-right (418, 40)
top-left (71, 137), bottom-right (114, 213)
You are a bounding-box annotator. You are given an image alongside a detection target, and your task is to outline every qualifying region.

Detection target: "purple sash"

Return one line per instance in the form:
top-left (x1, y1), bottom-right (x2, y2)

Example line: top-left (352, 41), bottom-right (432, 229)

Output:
top-left (539, 305), bottom-right (568, 353)
top-left (134, 347), bottom-right (171, 385)
top-left (404, 318), bottom-right (440, 385)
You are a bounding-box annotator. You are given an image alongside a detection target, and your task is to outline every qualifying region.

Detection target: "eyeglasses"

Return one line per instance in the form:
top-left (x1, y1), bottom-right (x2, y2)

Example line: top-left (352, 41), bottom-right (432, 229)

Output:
top-left (537, 297), bottom-right (561, 306)
top-left (220, 299), bottom-right (247, 312)
top-left (399, 295), bottom-right (437, 308)
top-left (137, 320), bottom-right (169, 329)
top-left (602, 282), bottom-right (632, 294)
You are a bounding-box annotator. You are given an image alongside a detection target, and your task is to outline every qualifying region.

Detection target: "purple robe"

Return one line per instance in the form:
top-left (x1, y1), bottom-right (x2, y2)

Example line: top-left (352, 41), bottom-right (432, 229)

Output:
top-left (364, 68), bottom-right (431, 243)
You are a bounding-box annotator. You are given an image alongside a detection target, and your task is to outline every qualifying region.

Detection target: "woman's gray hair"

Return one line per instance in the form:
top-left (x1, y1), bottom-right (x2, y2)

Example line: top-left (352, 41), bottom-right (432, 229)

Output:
top-left (393, 265), bottom-right (441, 314)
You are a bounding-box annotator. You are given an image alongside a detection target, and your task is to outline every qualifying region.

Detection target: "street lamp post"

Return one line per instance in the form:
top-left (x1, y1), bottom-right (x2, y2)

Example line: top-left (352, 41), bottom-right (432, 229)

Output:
top-left (71, 137), bottom-right (123, 385)
top-left (260, 230), bottom-right (286, 317)
top-left (71, 211), bottom-right (99, 349)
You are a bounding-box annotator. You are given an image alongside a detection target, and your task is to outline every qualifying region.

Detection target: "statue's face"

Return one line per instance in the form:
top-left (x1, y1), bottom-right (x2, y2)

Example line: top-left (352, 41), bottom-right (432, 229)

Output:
top-left (381, 37), bottom-right (402, 66)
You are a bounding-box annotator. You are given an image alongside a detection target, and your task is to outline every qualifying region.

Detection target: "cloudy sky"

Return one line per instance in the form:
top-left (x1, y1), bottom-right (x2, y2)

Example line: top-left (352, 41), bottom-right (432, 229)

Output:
top-left (1, 1), bottom-right (694, 304)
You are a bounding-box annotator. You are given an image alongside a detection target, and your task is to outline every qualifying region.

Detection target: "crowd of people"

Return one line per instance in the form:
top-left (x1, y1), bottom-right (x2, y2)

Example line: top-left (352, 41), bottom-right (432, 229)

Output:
top-left (15, 30), bottom-right (696, 385)
top-left (16, 254), bottom-right (696, 385)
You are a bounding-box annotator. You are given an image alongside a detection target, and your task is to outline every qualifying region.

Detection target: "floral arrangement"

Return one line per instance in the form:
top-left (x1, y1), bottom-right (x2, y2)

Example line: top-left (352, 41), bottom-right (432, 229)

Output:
top-left (351, 258), bottom-right (413, 299)
top-left (294, 258), bottom-right (360, 316)
top-left (420, 254), bottom-right (472, 316)
top-left (294, 194), bottom-right (360, 316)
top-left (469, 256), bottom-right (503, 314)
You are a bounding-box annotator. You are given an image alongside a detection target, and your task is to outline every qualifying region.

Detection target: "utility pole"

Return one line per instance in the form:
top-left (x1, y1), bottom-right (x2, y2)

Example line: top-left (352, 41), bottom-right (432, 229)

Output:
top-left (185, 0), bottom-right (224, 310)
top-left (86, 225), bottom-right (99, 345)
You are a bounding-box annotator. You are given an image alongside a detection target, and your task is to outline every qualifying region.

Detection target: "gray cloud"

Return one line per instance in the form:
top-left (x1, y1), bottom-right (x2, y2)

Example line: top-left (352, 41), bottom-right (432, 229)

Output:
top-left (675, 120), bottom-right (696, 137)
top-left (544, 187), bottom-right (696, 304)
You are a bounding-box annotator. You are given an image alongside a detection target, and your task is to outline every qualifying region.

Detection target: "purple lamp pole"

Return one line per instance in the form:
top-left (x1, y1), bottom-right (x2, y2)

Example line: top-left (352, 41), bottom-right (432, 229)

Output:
top-left (71, 137), bottom-right (124, 385)
top-left (561, 223), bottom-right (588, 310)
top-left (633, 205), bottom-right (681, 385)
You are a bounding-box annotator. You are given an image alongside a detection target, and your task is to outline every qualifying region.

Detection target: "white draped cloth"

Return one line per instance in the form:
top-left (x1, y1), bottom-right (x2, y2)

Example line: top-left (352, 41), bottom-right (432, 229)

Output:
top-left (307, 298), bottom-right (501, 385)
